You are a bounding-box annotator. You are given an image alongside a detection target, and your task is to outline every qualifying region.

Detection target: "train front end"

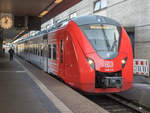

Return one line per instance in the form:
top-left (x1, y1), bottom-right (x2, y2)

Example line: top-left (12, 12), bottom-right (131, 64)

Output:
top-left (71, 16), bottom-right (133, 93)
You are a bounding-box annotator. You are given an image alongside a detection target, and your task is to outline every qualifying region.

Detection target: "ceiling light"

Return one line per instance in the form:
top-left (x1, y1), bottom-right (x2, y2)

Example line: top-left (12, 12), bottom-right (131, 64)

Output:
top-left (38, 0), bottom-right (63, 17)
top-left (39, 10), bottom-right (48, 17)
top-left (12, 30), bottom-right (25, 42)
top-left (55, 0), bottom-right (63, 4)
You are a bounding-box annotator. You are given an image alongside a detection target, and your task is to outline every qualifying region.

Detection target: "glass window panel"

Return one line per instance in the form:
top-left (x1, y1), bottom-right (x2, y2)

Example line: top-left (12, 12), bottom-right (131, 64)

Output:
top-left (80, 24), bottom-right (121, 52)
top-left (101, 0), bottom-right (107, 9)
top-left (94, 1), bottom-right (101, 11)
top-left (53, 44), bottom-right (57, 60)
top-left (49, 45), bottom-right (51, 58)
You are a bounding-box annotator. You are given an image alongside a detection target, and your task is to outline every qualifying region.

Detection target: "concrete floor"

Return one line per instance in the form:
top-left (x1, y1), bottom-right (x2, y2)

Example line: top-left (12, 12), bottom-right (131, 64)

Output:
top-left (0, 54), bottom-right (109, 113)
top-left (117, 75), bottom-right (150, 110)
top-left (3, 53), bottom-right (150, 113)
top-left (0, 55), bottom-right (61, 113)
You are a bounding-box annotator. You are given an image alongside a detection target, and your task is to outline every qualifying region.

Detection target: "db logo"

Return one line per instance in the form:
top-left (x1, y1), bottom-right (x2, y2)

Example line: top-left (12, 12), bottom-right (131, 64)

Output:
top-left (104, 61), bottom-right (114, 68)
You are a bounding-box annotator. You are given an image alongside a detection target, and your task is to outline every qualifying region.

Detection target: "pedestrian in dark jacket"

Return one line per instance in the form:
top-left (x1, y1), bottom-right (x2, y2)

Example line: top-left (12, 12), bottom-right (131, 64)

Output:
top-left (8, 48), bottom-right (14, 61)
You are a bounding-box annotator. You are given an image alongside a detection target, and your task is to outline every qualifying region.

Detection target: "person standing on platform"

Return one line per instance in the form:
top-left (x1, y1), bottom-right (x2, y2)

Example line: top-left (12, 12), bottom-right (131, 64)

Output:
top-left (3, 48), bottom-right (5, 54)
top-left (8, 48), bottom-right (14, 61)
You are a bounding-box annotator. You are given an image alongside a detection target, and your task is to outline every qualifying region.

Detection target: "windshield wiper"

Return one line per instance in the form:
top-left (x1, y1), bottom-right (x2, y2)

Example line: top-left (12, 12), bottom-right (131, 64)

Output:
top-left (110, 33), bottom-right (117, 51)
top-left (102, 28), bottom-right (111, 51)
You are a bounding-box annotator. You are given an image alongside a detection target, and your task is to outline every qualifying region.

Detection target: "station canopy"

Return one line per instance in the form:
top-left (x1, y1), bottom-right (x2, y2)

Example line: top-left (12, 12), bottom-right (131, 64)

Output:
top-left (0, 0), bottom-right (81, 43)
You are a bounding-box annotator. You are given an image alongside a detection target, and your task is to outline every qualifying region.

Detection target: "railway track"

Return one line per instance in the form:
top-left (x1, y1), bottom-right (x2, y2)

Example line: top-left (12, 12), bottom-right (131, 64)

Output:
top-left (84, 94), bottom-right (150, 113)
top-left (51, 73), bottom-right (150, 113)
top-left (21, 56), bottom-right (150, 113)
top-left (44, 70), bottom-right (150, 113)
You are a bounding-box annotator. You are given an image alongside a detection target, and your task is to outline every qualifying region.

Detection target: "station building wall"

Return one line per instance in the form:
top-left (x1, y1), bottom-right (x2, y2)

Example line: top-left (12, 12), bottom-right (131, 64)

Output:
top-left (54, 0), bottom-right (150, 63)
top-left (54, 0), bottom-right (94, 22)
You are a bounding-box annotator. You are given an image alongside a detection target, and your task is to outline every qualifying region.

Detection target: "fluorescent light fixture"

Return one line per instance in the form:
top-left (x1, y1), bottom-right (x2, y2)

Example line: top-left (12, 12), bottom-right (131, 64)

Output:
top-left (12, 29), bottom-right (25, 42)
top-left (39, 0), bottom-right (63, 17)
top-left (39, 10), bottom-right (48, 17)
top-left (55, 0), bottom-right (63, 4)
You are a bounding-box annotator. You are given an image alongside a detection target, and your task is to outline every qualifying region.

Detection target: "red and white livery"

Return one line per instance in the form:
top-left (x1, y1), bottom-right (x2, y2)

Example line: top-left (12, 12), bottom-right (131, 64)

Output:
top-left (16, 15), bottom-right (133, 93)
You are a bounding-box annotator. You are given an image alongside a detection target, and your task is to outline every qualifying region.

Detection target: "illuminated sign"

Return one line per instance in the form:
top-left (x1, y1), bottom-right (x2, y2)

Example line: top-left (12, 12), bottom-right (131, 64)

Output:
top-left (90, 25), bottom-right (116, 30)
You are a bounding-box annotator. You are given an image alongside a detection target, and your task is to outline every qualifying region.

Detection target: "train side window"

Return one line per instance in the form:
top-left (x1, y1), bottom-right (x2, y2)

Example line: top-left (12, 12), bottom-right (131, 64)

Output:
top-left (38, 46), bottom-right (40, 56)
top-left (48, 45), bottom-right (51, 58)
top-left (32, 47), bottom-right (33, 54)
top-left (34, 46), bottom-right (36, 55)
top-left (37, 47), bottom-right (38, 56)
top-left (35, 47), bottom-right (36, 55)
top-left (41, 49), bottom-right (43, 56)
top-left (36, 47), bottom-right (37, 55)
top-left (33, 47), bottom-right (35, 54)
top-left (60, 40), bottom-right (63, 63)
top-left (37, 47), bottom-right (39, 56)
top-left (38, 48), bottom-right (40, 56)
top-left (53, 44), bottom-right (57, 60)
top-left (37, 46), bottom-right (38, 55)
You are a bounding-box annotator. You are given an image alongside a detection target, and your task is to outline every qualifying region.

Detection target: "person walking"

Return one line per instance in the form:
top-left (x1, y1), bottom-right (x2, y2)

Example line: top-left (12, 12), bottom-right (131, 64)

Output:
top-left (8, 48), bottom-right (14, 61)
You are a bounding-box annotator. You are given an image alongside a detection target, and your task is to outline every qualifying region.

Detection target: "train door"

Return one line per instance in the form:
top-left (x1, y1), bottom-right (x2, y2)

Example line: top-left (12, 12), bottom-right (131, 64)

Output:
top-left (64, 33), bottom-right (79, 86)
top-left (43, 34), bottom-right (48, 72)
top-left (48, 38), bottom-right (58, 75)
top-left (59, 37), bottom-right (65, 78)
top-left (64, 35), bottom-right (74, 82)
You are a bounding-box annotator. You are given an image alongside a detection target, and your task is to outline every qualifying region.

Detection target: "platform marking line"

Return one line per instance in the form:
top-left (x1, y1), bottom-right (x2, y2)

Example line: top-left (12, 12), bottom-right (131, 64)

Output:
top-left (0, 71), bottom-right (25, 73)
top-left (15, 58), bottom-right (73, 113)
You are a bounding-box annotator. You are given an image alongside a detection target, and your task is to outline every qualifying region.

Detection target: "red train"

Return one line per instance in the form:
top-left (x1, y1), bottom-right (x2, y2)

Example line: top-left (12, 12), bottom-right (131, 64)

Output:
top-left (16, 15), bottom-right (133, 93)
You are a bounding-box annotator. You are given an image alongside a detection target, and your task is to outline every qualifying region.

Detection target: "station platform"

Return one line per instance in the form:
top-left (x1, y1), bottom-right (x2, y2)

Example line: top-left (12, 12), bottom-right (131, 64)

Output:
top-left (117, 75), bottom-right (150, 110)
top-left (0, 54), bottom-right (108, 113)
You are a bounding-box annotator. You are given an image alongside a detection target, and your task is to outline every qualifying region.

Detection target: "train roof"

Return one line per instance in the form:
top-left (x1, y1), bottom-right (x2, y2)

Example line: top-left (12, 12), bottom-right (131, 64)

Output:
top-left (14, 15), bottom-right (121, 44)
top-left (71, 15), bottom-right (121, 26)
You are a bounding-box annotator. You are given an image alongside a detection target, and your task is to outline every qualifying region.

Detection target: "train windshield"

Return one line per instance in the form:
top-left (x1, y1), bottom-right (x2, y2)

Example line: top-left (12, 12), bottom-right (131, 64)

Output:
top-left (80, 24), bottom-right (121, 59)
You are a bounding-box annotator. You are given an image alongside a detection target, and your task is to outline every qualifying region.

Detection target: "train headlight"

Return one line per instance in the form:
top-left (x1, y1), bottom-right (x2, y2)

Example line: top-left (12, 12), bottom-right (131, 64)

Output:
top-left (122, 59), bottom-right (126, 64)
top-left (122, 57), bottom-right (127, 68)
top-left (87, 58), bottom-right (95, 69)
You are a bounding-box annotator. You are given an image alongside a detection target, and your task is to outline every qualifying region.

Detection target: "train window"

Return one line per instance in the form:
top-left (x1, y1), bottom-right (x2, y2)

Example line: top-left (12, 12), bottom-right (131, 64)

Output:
top-left (38, 48), bottom-right (40, 56)
top-left (43, 34), bottom-right (48, 40)
top-left (53, 44), bottom-right (57, 60)
top-left (60, 40), bottom-right (63, 63)
top-left (80, 24), bottom-right (120, 51)
top-left (80, 24), bottom-right (121, 59)
top-left (37, 47), bottom-right (38, 56)
top-left (30, 48), bottom-right (31, 54)
top-left (38, 46), bottom-right (39, 56)
top-left (33, 47), bottom-right (35, 54)
top-left (56, 19), bottom-right (69, 28)
top-left (48, 45), bottom-right (51, 58)
top-left (36, 47), bottom-right (37, 55)
top-left (33, 48), bottom-right (34, 54)
top-left (35, 48), bottom-right (37, 55)
top-left (41, 49), bottom-right (43, 56)
top-left (37, 46), bottom-right (38, 55)
top-left (69, 12), bottom-right (77, 19)
top-left (37, 45), bottom-right (40, 56)
top-left (32, 48), bottom-right (33, 54)
top-left (35, 47), bottom-right (36, 55)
